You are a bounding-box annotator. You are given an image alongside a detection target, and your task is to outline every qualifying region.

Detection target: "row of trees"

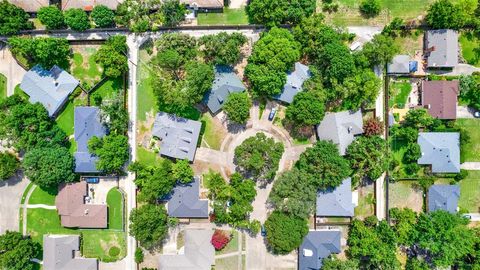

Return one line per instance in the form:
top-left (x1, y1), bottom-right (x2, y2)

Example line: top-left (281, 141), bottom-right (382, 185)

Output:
top-left (38, 5), bottom-right (111, 31)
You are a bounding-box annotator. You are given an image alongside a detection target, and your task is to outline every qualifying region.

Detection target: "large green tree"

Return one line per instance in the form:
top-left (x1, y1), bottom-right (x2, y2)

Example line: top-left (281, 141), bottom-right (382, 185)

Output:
top-left (23, 146), bottom-right (75, 190)
top-left (37, 6), bottom-right (65, 30)
top-left (129, 204), bottom-right (169, 249)
top-left (199, 32), bottom-right (247, 65)
top-left (160, 0), bottom-right (186, 27)
top-left (264, 211), bottom-right (309, 254)
top-left (91, 5), bottom-right (115, 28)
top-left (8, 37), bottom-right (71, 69)
top-left (129, 161), bottom-right (175, 203)
top-left (234, 133), bottom-right (284, 183)
top-left (322, 256), bottom-right (359, 270)
top-left (172, 159), bottom-right (194, 184)
top-left (360, 34), bottom-right (399, 67)
top-left (99, 92), bottom-right (129, 135)
top-left (359, 0), bottom-right (381, 18)
top-left (296, 141), bottom-right (351, 190)
top-left (0, 152), bottom-right (19, 180)
top-left (223, 92), bottom-right (252, 124)
top-left (425, 0), bottom-right (466, 29)
top-left (317, 41), bottom-right (356, 85)
top-left (0, 231), bottom-right (41, 270)
top-left (346, 136), bottom-right (388, 185)
top-left (88, 135), bottom-right (129, 174)
top-left (115, 0), bottom-right (162, 32)
top-left (64, 8), bottom-right (90, 31)
top-left (246, 0), bottom-right (316, 26)
top-left (94, 35), bottom-right (128, 78)
top-left (285, 90), bottom-right (325, 127)
top-left (0, 0), bottom-right (33, 35)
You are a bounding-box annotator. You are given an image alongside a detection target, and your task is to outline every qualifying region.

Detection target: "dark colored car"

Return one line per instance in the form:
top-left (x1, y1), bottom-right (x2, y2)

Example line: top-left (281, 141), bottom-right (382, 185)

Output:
top-left (268, 108), bottom-right (277, 121)
top-left (261, 225), bottom-right (267, 236)
top-left (85, 177), bottom-right (100, 184)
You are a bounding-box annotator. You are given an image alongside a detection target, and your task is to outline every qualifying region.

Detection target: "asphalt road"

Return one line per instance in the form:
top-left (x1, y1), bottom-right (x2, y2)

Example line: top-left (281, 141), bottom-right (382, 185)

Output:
top-left (0, 174), bottom-right (29, 234)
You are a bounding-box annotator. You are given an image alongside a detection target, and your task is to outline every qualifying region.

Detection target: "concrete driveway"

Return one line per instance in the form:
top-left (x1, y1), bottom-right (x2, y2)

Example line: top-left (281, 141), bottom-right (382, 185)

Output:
top-left (457, 106), bottom-right (477, 119)
top-left (0, 47), bottom-right (27, 96)
top-left (0, 174), bottom-right (29, 234)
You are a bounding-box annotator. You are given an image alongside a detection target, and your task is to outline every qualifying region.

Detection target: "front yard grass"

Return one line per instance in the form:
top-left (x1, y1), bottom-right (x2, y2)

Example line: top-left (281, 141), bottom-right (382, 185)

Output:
top-left (0, 73), bottom-right (6, 100)
top-left (136, 146), bottom-right (163, 166)
top-left (216, 230), bottom-right (239, 255)
top-left (28, 186), bottom-right (56, 206)
top-left (456, 119), bottom-right (480, 162)
top-left (458, 171), bottom-right (480, 213)
top-left (389, 81), bottom-right (412, 109)
top-left (460, 32), bottom-right (480, 67)
top-left (197, 8), bottom-right (248, 25)
top-left (137, 50), bottom-right (157, 121)
top-left (200, 113), bottom-right (224, 150)
top-left (107, 188), bottom-right (124, 230)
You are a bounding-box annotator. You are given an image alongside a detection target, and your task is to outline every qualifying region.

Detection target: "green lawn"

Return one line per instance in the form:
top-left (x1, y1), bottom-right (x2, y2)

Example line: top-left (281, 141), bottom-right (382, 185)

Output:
top-left (26, 208), bottom-right (126, 262)
top-left (200, 113), bottom-right (223, 150)
top-left (137, 50), bottom-right (157, 121)
top-left (55, 93), bottom-right (87, 136)
top-left (459, 32), bottom-right (480, 67)
top-left (216, 230), bottom-right (239, 255)
top-left (0, 73), bottom-right (6, 100)
top-left (458, 171), bottom-right (480, 212)
top-left (197, 8), bottom-right (248, 25)
top-left (389, 81), bottom-right (411, 109)
top-left (14, 84), bottom-right (29, 100)
top-left (107, 188), bottom-right (124, 230)
top-left (91, 77), bottom-right (123, 103)
top-left (388, 181), bottom-right (424, 212)
top-left (28, 186), bottom-right (56, 206)
top-left (136, 146), bottom-right (163, 166)
top-left (71, 48), bottom-right (103, 87)
top-left (456, 119), bottom-right (480, 162)
top-left (354, 191), bottom-right (375, 218)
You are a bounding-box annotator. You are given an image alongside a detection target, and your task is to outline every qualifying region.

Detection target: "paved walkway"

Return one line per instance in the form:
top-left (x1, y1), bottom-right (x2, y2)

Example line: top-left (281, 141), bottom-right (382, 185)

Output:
top-left (26, 204), bottom-right (56, 209)
top-left (461, 162), bottom-right (480, 170)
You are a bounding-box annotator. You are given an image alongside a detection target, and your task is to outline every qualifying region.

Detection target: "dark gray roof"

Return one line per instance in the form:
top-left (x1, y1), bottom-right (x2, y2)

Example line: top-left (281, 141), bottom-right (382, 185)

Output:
top-left (203, 66), bottom-right (246, 114)
top-left (428, 185), bottom-right (460, 213)
top-left (43, 235), bottom-right (98, 270)
top-left (316, 110), bottom-right (363, 155)
top-left (316, 178), bottom-right (354, 217)
top-left (299, 230), bottom-right (341, 270)
top-left (74, 107), bottom-right (107, 173)
top-left (167, 177), bottom-right (208, 218)
top-left (20, 65), bottom-right (79, 117)
top-left (387, 55), bottom-right (411, 74)
top-left (158, 229), bottom-right (215, 270)
top-left (426, 29), bottom-right (459, 68)
top-left (417, 132), bottom-right (460, 173)
top-left (274, 62), bottom-right (311, 104)
top-left (152, 112), bottom-right (201, 161)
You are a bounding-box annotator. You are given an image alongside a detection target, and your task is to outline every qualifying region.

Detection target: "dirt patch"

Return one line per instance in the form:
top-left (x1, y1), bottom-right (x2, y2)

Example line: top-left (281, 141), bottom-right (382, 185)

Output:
top-left (235, 39), bottom-right (253, 81)
top-left (137, 113), bottom-right (155, 148)
top-left (388, 181), bottom-right (424, 213)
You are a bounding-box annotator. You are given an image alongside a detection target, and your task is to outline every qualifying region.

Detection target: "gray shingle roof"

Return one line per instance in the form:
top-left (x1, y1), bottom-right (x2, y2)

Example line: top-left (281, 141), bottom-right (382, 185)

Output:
top-left (316, 110), bottom-right (363, 155)
top-left (43, 235), bottom-right (98, 270)
top-left (417, 132), bottom-right (460, 173)
top-left (274, 62), bottom-right (311, 104)
top-left (428, 185), bottom-right (460, 213)
top-left (299, 230), bottom-right (341, 270)
top-left (316, 178), bottom-right (354, 217)
top-left (426, 29), bottom-right (459, 68)
top-left (158, 229), bottom-right (215, 270)
top-left (20, 65), bottom-right (79, 117)
top-left (387, 55), bottom-right (411, 74)
top-left (152, 112), bottom-right (202, 161)
top-left (167, 177), bottom-right (208, 218)
top-left (74, 107), bottom-right (107, 173)
top-left (203, 65), bottom-right (246, 114)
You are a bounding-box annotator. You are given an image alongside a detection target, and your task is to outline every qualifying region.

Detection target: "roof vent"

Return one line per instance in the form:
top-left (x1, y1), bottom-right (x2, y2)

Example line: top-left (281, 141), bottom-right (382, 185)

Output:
top-left (184, 128), bottom-right (193, 133)
top-left (179, 147), bottom-right (189, 153)
top-left (348, 126), bottom-right (353, 133)
top-left (303, 249), bottom-right (313, 257)
top-left (84, 209), bottom-right (89, 215)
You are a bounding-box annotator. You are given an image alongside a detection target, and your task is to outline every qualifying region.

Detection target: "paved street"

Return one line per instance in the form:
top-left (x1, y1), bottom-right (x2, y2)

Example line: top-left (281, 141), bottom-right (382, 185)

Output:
top-left (0, 174), bottom-right (29, 234)
top-left (0, 46), bottom-right (27, 96)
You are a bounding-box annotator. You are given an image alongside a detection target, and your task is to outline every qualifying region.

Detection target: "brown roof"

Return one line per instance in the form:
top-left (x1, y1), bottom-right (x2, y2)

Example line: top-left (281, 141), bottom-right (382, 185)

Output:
top-left (56, 182), bottom-right (107, 228)
top-left (422, 80), bottom-right (459, 120)
top-left (61, 0), bottom-right (124, 11)
top-left (8, 0), bottom-right (49, 12)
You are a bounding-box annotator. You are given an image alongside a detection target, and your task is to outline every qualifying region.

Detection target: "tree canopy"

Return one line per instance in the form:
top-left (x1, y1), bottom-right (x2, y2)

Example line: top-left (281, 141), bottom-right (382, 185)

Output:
top-left (8, 37), bottom-right (71, 69)
top-left (199, 32), bottom-right (247, 65)
top-left (264, 210), bottom-right (309, 254)
top-left (0, 231), bottom-right (41, 270)
top-left (425, 0), bottom-right (468, 29)
top-left (346, 135), bottom-right (388, 185)
top-left (0, 152), bottom-right (19, 180)
top-left (285, 90), bottom-right (325, 127)
top-left (359, 0), bottom-right (381, 18)
top-left (129, 204), bottom-right (169, 249)
top-left (160, 0), bottom-right (187, 27)
top-left (37, 6), bottom-right (65, 30)
top-left (94, 35), bottom-right (128, 78)
top-left (223, 92), bottom-right (252, 124)
top-left (64, 8), bottom-right (90, 31)
top-left (172, 159), bottom-right (194, 184)
top-left (359, 34), bottom-right (399, 67)
top-left (88, 134), bottom-right (129, 174)
top-left (129, 160), bottom-right (175, 203)
top-left (0, 0), bottom-right (33, 35)
top-left (91, 5), bottom-right (115, 28)
top-left (246, 0), bottom-right (316, 26)
top-left (99, 92), bottom-right (129, 135)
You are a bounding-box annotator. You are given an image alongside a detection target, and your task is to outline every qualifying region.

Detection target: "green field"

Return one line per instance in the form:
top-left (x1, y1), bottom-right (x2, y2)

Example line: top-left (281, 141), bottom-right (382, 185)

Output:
top-left (107, 188), bottom-right (124, 230)
top-left (0, 73), bottom-right (6, 100)
top-left (28, 186), bottom-right (56, 206)
top-left (458, 171), bottom-right (480, 212)
top-left (71, 47), bottom-right (103, 87)
top-left (198, 8), bottom-right (248, 25)
top-left (137, 50), bottom-right (157, 121)
top-left (389, 81), bottom-right (412, 109)
top-left (456, 119), bottom-right (480, 162)
top-left (459, 32), bottom-right (480, 67)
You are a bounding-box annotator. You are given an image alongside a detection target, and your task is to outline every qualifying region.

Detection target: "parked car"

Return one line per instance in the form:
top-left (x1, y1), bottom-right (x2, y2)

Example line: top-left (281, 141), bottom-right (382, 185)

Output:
top-left (474, 111), bottom-right (480, 118)
top-left (85, 177), bottom-right (99, 184)
top-left (464, 214), bottom-right (472, 220)
top-left (268, 108), bottom-right (277, 121)
top-left (261, 225), bottom-right (267, 236)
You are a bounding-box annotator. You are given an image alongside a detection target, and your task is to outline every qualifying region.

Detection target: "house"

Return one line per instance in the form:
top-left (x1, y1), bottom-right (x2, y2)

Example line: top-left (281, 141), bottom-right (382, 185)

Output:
top-left (428, 184), bottom-right (460, 213)
top-left (43, 235), bottom-right (98, 270)
top-left (298, 230), bottom-right (341, 270)
top-left (56, 182), bottom-right (107, 228)
top-left (417, 132), bottom-right (460, 173)
top-left (61, 0), bottom-right (124, 11)
top-left (316, 178), bottom-right (355, 217)
top-left (425, 29), bottom-right (459, 68)
top-left (74, 107), bottom-right (107, 173)
top-left (181, 0), bottom-right (223, 11)
top-left (421, 80), bottom-right (459, 119)
top-left (203, 66), bottom-right (246, 114)
top-left (20, 65), bottom-right (79, 117)
top-left (387, 55), bottom-right (418, 75)
top-left (316, 110), bottom-right (363, 155)
top-left (166, 177), bottom-right (208, 219)
top-left (8, 0), bottom-right (49, 12)
top-left (152, 112), bottom-right (201, 162)
top-left (274, 62), bottom-right (312, 104)
top-left (158, 229), bottom-right (215, 270)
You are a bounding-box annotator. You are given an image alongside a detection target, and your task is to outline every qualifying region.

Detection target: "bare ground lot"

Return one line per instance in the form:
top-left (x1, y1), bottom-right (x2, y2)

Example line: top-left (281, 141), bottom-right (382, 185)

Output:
top-left (388, 181), bottom-right (424, 213)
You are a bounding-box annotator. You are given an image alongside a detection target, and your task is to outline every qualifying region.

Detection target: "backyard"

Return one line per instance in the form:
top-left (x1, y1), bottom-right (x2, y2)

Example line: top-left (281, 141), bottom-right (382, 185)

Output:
top-left (460, 32), bottom-right (480, 67)
top-left (197, 8), bottom-right (248, 25)
top-left (456, 119), bottom-right (480, 162)
top-left (0, 73), bottom-right (6, 100)
top-left (354, 184), bottom-right (375, 219)
top-left (200, 113), bottom-right (226, 150)
top-left (389, 80), bottom-right (412, 109)
top-left (388, 180), bottom-right (424, 213)
top-left (70, 45), bottom-right (103, 88)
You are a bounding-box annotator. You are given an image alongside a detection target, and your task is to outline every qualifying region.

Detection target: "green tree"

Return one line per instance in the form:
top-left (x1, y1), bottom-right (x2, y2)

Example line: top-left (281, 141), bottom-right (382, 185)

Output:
top-left (156, 33), bottom-right (197, 62)
top-left (0, 152), bottom-right (19, 180)
top-left (223, 92), bottom-right (251, 124)
top-left (389, 208), bottom-right (418, 246)
top-left (172, 159), bottom-right (193, 184)
top-left (264, 211), bottom-right (308, 254)
top-left (317, 41), bottom-right (356, 85)
top-left (0, 0), bottom-right (33, 35)
top-left (204, 170), bottom-right (231, 201)
top-left (340, 69), bottom-right (381, 110)
top-left (234, 133), bottom-right (285, 183)
top-left (160, 0), bottom-right (186, 27)
top-left (425, 0), bottom-right (466, 29)
top-left (199, 32), bottom-right (247, 65)
top-left (0, 231), bottom-right (41, 270)
top-left (129, 160), bottom-right (176, 203)
top-left (285, 90), bottom-right (325, 127)
top-left (115, 0), bottom-right (162, 32)
top-left (94, 35), bottom-right (128, 78)
top-left (296, 141), bottom-right (351, 190)
top-left (91, 5), bottom-right (115, 28)
top-left (64, 8), bottom-right (90, 31)
top-left (37, 6), bottom-right (65, 30)
top-left (246, 0), bottom-right (316, 26)
top-left (403, 109), bottom-right (434, 129)
top-left (244, 64), bottom-right (286, 97)
top-left (88, 135), bottom-right (129, 174)
top-left (134, 248), bottom-right (144, 264)
top-left (129, 204), bottom-right (169, 249)
top-left (154, 49), bottom-right (183, 79)
top-left (359, 0), bottom-right (381, 18)
top-left (8, 37), bottom-right (71, 69)
top-left (346, 136), bottom-right (388, 185)
top-left (360, 34), bottom-right (399, 67)
top-left (23, 146), bottom-right (75, 190)
top-left (322, 256), bottom-right (359, 270)
top-left (99, 92), bottom-right (129, 135)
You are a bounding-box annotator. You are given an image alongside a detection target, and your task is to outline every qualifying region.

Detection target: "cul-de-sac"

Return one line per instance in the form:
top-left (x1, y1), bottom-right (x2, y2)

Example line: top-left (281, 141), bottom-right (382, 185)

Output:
top-left (0, 0), bottom-right (480, 269)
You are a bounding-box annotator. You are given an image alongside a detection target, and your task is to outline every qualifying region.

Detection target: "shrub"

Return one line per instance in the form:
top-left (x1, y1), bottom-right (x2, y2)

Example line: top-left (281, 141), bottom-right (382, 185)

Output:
top-left (360, 0), bottom-right (381, 18)
top-left (364, 117), bottom-right (384, 136)
top-left (108, 246), bottom-right (120, 257)
top-left (91, 5), bottom-right (115, 28)
top-left (211, 230), bottom-right (231, 251)
top-left (405, 163), bottom-right (421, 175)
top-left (64, 8), bottom-right (90, 31)
top-left (134, 248), bottom-right (144, 264)
top-left (454, 169), bottom-right (469, 182)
